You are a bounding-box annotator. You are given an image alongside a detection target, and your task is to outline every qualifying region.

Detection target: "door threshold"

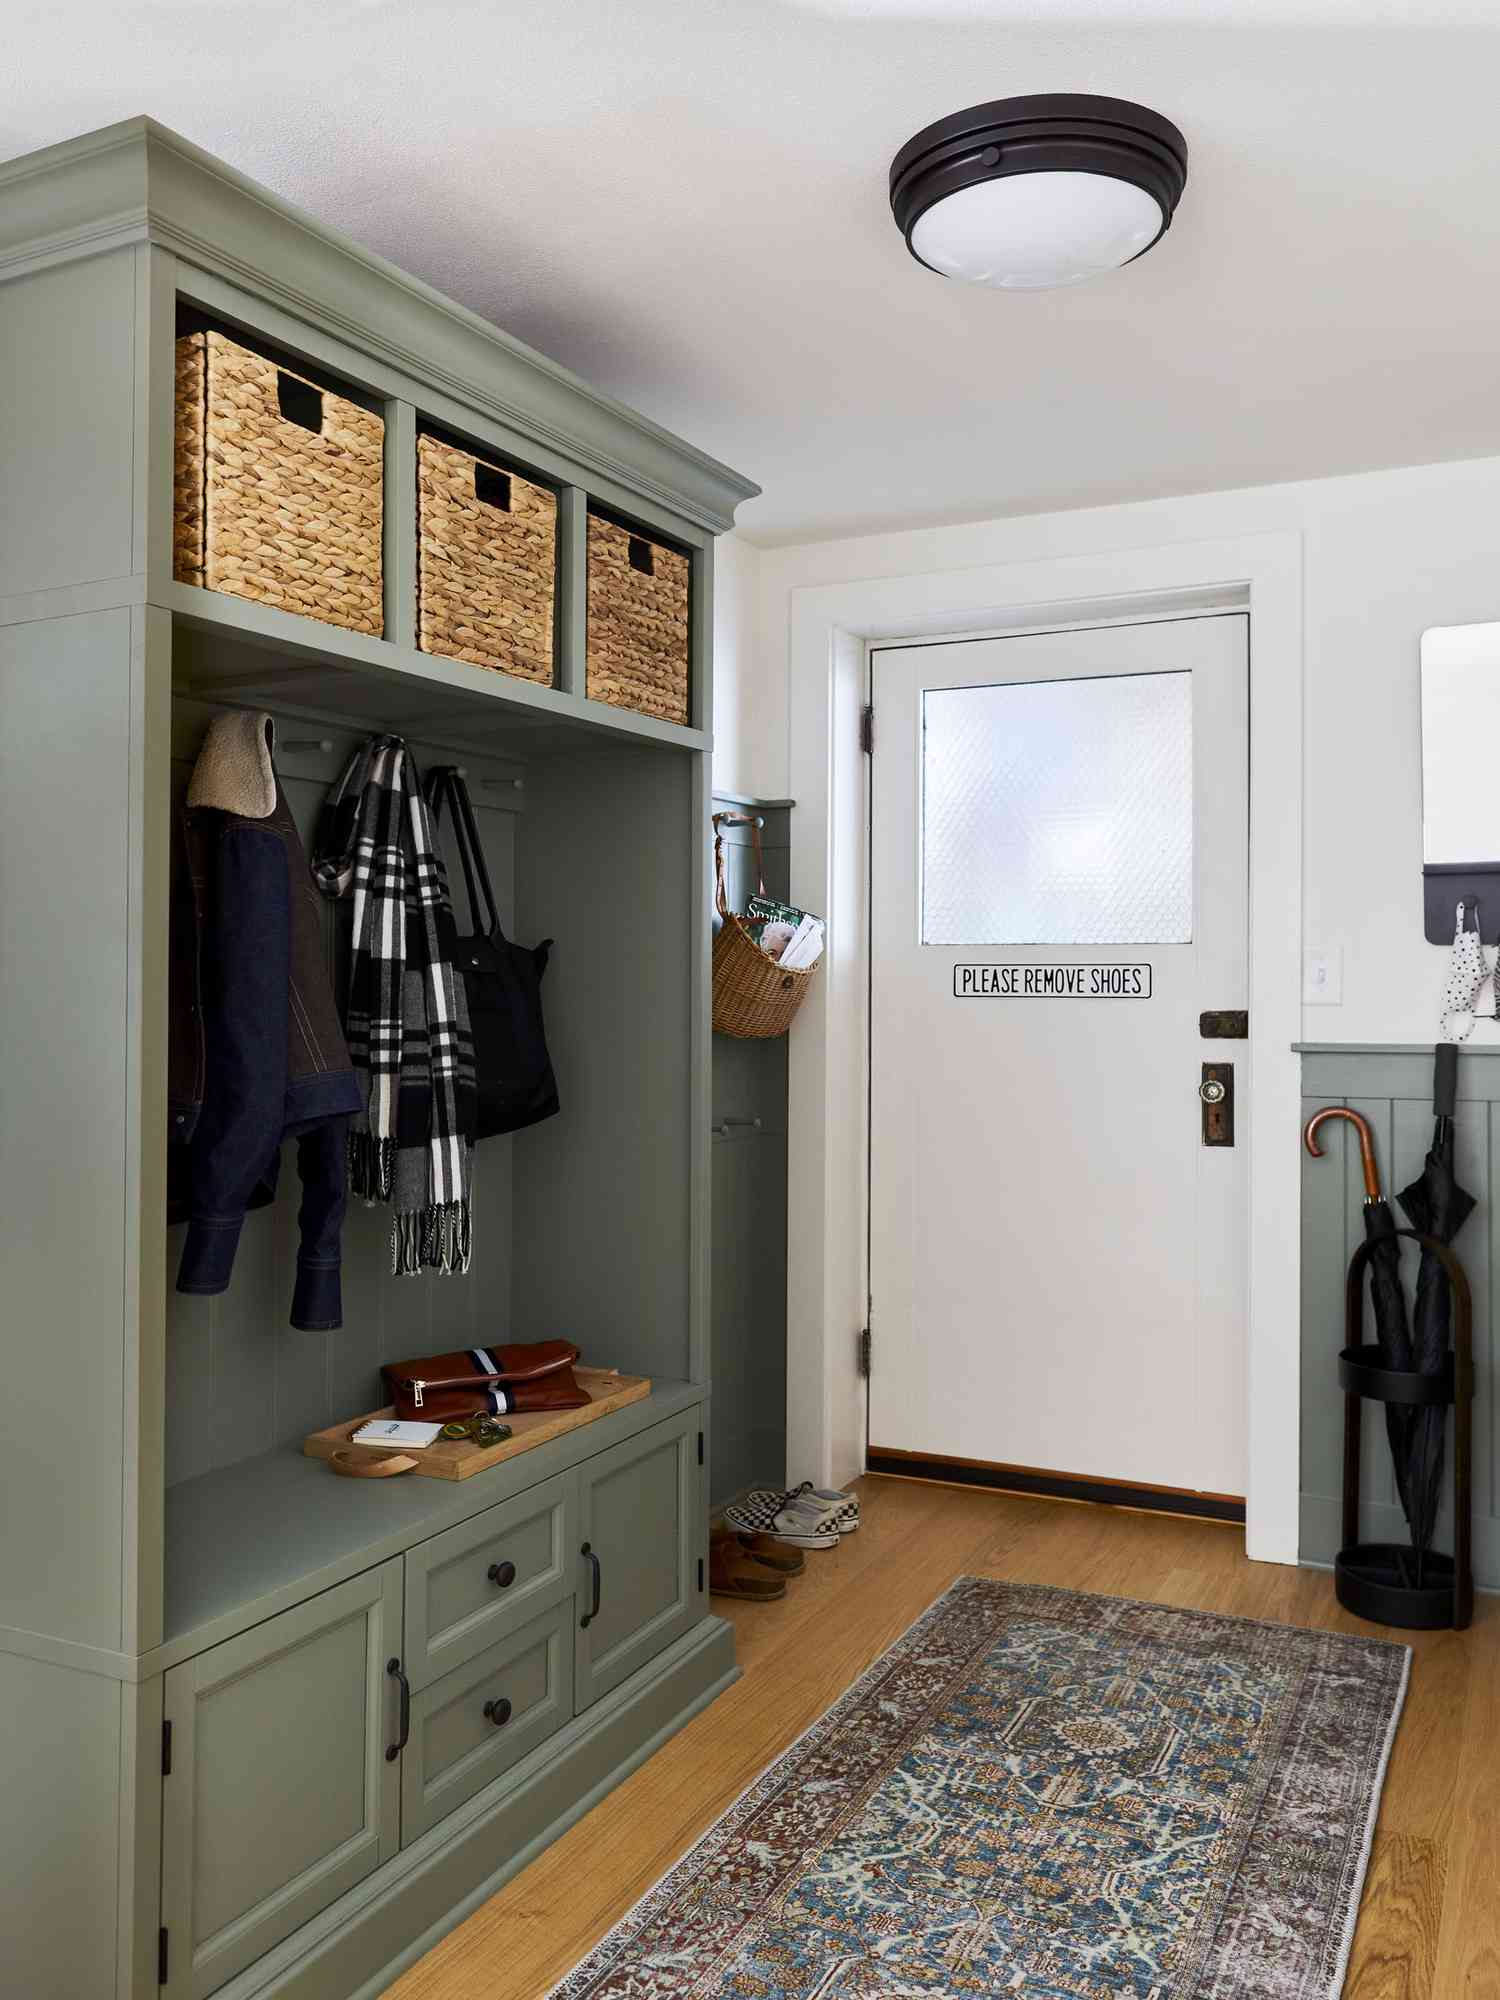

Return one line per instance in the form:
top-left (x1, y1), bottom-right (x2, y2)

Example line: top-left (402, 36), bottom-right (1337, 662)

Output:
top-left (866, 1449), bottom-right (1246, 1524)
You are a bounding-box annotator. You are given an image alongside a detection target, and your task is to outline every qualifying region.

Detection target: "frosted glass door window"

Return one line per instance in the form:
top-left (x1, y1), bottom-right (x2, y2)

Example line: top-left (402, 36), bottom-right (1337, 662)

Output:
top-left (921, 670), bottom-right (1193, 944)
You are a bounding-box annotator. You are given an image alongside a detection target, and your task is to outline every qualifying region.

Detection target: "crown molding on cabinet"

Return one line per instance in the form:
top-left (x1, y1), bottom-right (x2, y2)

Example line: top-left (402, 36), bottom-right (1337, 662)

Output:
top-left (0, 117), bottom-right (760, 536)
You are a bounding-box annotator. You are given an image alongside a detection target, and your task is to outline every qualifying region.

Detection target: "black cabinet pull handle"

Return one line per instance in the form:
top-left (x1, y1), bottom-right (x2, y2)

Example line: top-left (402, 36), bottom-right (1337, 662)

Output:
top-left (385, 1657), bottom-right (410, 1763)
top-left (580, 1542), bottom-right (602, 1628)
top-left (488, 1560), bottom-right (517, 1589)
top-left (482, 1695), bottom-right (513, 1727)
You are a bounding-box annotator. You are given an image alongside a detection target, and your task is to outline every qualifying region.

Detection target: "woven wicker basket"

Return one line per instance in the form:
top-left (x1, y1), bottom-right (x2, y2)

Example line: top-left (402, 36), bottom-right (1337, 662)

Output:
top-left (417, 434), bottom-right (557, 682)
top-left (586, 515), bottom-right (690, 724)
top-left (174, 329), bottom-right (384, 637)
top-left (711, 823), bottom-right (819, 1039)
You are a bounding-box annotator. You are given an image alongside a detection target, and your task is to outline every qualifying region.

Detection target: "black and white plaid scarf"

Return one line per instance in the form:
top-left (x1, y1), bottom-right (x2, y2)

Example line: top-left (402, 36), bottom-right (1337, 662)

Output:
top-left (313, 736), bottom-right (475, 1275)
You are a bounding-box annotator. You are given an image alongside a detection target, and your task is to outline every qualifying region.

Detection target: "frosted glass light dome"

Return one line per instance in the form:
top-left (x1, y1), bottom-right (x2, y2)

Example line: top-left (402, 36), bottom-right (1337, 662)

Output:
top-left (889, 95), bottom-right (1188, 294)
top-left (910, 171), bottom-right (1165, 291)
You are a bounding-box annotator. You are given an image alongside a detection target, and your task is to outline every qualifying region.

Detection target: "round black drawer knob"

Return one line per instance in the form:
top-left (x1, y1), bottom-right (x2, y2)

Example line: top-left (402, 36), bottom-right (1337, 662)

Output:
top-left (483, 1696), bottom-right (512, 1727)
top-left (488, 1560), bottom-right (517, 1589)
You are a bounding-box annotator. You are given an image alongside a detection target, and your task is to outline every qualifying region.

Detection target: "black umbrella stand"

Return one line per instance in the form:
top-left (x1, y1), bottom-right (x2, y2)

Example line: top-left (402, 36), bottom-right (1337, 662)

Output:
top-left (1338, 1226), bottom-right (1474, 1631)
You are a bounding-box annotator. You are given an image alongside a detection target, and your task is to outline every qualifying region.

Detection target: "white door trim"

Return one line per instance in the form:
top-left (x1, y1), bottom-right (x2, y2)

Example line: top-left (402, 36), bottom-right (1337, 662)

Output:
top-left (785, 530), bottom-right (1303, 1566)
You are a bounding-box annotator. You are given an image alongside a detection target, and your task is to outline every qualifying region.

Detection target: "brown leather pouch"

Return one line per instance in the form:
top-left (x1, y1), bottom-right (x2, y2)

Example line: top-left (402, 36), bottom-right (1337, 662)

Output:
top-left (382, 1341), bottom-right (586, 1421)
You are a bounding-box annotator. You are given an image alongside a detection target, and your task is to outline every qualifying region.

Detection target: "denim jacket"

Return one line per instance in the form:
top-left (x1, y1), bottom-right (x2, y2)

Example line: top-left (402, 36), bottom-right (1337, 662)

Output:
top-left (168, 778), bottom-right (362, 1329)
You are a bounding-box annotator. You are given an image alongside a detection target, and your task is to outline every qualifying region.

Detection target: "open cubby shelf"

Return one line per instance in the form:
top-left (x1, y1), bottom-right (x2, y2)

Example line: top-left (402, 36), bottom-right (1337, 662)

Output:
top-left (171, 581), bottom-right (712, 757)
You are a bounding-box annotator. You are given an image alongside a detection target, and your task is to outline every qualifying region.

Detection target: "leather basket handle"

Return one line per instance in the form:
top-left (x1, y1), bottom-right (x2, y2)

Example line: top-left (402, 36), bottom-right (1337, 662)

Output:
top-left (712, 812), bottom-right (766, 919)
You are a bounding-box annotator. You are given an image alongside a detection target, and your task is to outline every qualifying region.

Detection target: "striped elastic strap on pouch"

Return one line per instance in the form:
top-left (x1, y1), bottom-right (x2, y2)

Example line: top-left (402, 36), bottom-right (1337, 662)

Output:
top-left (468, 1349), bottom-right (510, 1415)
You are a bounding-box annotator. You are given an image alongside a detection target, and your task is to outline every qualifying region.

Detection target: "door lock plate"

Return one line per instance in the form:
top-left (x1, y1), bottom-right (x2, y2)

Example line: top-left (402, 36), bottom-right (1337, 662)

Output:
top-left (1200, 1062), bottom-right (1234, 1146)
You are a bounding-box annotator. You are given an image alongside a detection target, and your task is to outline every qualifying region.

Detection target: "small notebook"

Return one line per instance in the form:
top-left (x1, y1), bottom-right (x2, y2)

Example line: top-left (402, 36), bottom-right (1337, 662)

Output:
top-left (351, 1418), bottom-right (444, 1450)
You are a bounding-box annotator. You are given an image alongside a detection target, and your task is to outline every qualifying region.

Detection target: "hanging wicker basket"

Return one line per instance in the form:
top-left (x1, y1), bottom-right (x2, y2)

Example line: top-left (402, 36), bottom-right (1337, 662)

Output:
top-left (711, 816), bottom-right (819, 1039)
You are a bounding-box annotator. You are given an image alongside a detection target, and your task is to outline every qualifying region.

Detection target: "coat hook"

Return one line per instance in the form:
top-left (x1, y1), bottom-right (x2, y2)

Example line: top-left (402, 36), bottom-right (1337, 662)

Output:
top-left (439, 766), bottom-right (522, 790)
top-left (281, 736), bottom-right (334, 755)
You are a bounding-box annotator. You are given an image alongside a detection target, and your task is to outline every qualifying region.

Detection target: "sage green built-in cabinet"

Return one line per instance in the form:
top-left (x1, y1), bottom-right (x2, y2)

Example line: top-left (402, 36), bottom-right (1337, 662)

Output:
top-left (160, 1564), bottom-right (405, 2000)
top-left (0, 117), bottom-right (756, 2000)
top-left (575, 1409), bottom-right (702, 1709)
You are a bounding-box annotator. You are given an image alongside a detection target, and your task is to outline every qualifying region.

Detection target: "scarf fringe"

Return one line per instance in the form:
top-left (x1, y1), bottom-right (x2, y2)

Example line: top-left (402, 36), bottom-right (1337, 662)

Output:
top-left (348, 1129), bottom-right (397, 1203)
top-left (392, 1200), bottom-right (472, 1278)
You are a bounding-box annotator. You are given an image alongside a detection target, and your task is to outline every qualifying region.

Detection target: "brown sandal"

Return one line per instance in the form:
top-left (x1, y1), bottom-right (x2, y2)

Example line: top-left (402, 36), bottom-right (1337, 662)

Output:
top-left (709, 1539), bottom-right (786, 1600)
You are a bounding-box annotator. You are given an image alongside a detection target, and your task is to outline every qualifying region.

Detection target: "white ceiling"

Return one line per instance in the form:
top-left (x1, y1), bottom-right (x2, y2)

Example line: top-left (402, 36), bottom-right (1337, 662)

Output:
top-left (10, 1), bottom-right (1500, 544)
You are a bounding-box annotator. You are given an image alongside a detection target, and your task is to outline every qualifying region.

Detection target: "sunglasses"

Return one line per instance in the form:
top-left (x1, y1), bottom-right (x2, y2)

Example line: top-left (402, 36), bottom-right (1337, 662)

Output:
top-left (439, 1415), bottom-right (513, 1446)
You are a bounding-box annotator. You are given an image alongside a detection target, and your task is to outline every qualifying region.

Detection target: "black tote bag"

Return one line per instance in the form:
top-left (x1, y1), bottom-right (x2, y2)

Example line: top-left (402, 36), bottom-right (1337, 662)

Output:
top-left (425, 765), bottom-right (560, 1139)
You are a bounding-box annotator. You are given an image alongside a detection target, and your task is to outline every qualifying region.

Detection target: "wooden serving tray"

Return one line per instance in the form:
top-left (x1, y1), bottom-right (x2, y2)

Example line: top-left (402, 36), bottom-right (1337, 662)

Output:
top-left (303, 1368), bottom-right (650, 1481)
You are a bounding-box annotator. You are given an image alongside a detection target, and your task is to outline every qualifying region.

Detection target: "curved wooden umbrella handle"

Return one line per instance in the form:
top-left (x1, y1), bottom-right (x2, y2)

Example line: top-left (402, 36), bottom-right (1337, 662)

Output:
top-left (1304, 1105), bottom-right (1381, 1201)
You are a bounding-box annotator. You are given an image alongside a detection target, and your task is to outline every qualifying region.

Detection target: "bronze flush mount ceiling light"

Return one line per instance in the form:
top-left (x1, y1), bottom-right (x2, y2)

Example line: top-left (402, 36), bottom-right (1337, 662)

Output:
top-left (889, 93), bottom-right (1188, 292)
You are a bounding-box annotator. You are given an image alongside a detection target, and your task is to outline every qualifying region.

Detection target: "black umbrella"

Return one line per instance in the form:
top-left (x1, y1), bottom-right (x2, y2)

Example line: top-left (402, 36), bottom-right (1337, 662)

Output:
top-left (1304, 1106), bottom-right (1415, 1527)
top-left (1396, 1045), bottom-right (1475, 1584)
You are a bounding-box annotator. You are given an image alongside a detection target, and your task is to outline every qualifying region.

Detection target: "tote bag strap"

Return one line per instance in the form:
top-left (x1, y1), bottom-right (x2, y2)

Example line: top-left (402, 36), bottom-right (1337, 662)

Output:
top-left (426, 766), bottom-right (505, 941)
top-left (423, 766), bottom-right (487, 935)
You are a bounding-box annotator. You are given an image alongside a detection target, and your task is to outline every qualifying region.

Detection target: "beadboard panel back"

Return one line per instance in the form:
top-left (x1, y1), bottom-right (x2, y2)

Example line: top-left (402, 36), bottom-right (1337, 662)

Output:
top-left (164, 720), bottom-right (520, 1487)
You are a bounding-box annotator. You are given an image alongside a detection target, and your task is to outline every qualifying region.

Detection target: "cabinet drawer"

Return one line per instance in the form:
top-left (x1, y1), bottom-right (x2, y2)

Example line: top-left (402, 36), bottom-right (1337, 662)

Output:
top-left (401, 1600), bottom-right (573, 1842)
top-left (404, 1470), bottom-right (572, 1690)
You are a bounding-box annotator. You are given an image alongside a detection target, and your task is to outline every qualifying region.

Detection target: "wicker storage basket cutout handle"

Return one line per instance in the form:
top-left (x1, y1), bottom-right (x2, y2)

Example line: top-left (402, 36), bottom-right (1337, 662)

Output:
top-left (711, 813), bottom-right (819, 1040)
top-left (172, 328), bottom-right (385, 639)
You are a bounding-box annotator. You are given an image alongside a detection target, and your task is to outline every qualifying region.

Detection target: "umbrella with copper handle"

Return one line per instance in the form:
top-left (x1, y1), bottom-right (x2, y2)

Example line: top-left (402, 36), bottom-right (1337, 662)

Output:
top-left (1305, 1105), bottom-right (1416, 1524)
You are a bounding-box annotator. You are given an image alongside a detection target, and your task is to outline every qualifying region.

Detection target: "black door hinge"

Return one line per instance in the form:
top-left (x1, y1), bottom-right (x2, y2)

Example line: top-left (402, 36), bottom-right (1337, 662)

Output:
top-left (161, 1720), bottom-right (172, 1777)
top-left (697, 1556), bottom-right (705, 1592)
top-left (158, 1927), bottom-right (169, 1985)
top-left (860, 705), bottom-right (875, 755)
top-left (697, 1430), bottom-right (704, 1467)
top-left (858, 1329), bottom-right (872, 1377)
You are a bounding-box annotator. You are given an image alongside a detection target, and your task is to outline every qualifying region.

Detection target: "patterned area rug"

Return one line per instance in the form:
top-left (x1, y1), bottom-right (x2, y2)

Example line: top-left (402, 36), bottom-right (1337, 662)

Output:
top-left (552, 1578), bottom-right (1409, 2000)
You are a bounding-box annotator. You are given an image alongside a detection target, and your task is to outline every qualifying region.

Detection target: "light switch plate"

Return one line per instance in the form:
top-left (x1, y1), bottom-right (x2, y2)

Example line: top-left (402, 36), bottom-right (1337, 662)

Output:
top-left (1303, 947), bottom-right (1343, 1006)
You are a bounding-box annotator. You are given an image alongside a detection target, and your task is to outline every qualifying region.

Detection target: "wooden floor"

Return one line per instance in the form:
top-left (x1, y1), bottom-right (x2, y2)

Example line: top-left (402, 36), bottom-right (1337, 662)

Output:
top-left (389, 1475), bottom-right (1500, 2000)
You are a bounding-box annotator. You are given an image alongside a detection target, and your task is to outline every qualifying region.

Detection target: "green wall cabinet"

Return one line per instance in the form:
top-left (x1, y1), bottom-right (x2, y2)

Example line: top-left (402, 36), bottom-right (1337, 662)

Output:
top-left (575, 1409), bottom-right (704, 1711)
top-left (160, 1563), bottom-right (405, 2000)
top-left (0, 117), bottom-right (755, 1999)
top-left (155, 1414), bottom-right (710, 1995)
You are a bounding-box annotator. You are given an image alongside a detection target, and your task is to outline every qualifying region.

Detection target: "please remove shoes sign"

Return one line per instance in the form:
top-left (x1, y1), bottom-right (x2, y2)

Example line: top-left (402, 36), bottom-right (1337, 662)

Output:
top-left (953, 964), bottom-right (1153, 998)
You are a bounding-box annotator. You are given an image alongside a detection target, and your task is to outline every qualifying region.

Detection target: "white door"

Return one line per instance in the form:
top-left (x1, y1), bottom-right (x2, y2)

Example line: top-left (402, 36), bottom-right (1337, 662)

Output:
top-left (868, 614), bottom-right (1249, 1500)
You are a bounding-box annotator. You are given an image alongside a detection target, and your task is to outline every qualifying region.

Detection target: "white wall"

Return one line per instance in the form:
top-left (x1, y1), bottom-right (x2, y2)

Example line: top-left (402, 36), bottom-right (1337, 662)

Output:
top-left (711, 531), bottom-right (786, 801)
top-left (729, 453), bottom-right (1500, 1047)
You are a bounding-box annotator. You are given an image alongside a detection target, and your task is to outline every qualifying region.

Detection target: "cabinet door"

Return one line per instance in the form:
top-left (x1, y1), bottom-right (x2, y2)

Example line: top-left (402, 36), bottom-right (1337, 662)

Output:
top-left (402, 1470), bottom-right (572, 1691)
top-left (575, 1409), bottom-right (702, 1711)
top-left (160, 1561), bottom-right (402, 2000)
top-left (401, 1600), bottom-right (573, 1842)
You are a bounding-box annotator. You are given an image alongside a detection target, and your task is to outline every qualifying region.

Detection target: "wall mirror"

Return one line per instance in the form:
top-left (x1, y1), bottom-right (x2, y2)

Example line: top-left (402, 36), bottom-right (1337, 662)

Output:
top-left (1422, 621), bottom-right (1500, 943)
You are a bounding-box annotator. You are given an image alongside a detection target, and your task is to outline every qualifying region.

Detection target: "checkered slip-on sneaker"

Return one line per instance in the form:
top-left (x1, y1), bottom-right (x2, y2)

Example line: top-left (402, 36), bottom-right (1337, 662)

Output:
top-left (722, 1485), bottom-right (842, 1549)
top-left (740, 1481), bottom-right (860, 1536)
